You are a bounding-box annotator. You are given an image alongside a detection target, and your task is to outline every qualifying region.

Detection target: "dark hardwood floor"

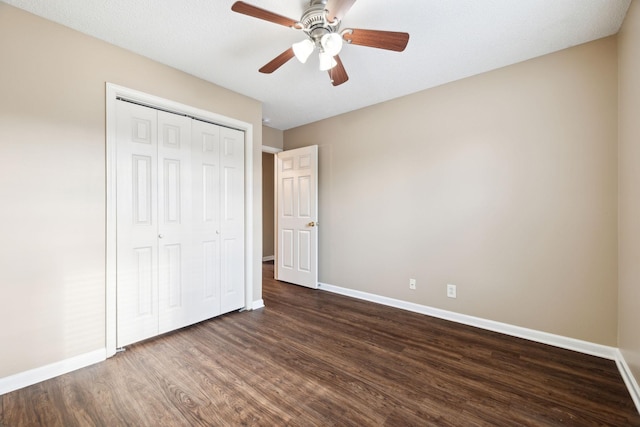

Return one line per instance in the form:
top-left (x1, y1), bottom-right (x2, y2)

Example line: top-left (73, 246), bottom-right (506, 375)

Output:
top-left (1, 262), bottom-right (639, 426)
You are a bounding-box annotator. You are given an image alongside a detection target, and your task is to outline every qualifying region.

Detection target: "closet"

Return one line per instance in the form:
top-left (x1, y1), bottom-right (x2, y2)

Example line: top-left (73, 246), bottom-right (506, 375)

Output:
top-left (115, 100), bottom-right (245, 347)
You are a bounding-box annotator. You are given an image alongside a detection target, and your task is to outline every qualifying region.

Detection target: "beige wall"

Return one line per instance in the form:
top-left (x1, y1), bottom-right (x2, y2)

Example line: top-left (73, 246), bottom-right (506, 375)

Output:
top-left (618, 0), bottom-right (640, 386)
top-left (285, 37), bottom-right (619, 345)
top-left (0, 4), bottom-right (262, 378)
top-left (262, 125), bottom-right (284, 150)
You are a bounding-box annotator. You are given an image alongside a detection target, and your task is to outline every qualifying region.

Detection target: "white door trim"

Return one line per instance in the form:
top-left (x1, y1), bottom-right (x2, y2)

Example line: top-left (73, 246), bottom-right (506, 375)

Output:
top-left (105, 83), bottom-right (254, 357)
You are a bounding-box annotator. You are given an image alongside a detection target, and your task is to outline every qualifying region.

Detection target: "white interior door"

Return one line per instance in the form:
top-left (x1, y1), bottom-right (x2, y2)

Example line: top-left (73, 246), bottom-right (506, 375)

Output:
top-left (189, 122), bottom-right (246, 320)
top-left (276, 145), bottom-right (318, 289)
top-left (116, 103), bottom-right (194, 345)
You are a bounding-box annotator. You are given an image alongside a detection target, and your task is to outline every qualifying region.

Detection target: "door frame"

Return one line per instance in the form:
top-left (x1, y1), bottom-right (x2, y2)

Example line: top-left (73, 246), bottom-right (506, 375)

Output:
top-left (105, 83), bottom-right (255, 357)
top-left (261, 145), bottom-right (282, 264)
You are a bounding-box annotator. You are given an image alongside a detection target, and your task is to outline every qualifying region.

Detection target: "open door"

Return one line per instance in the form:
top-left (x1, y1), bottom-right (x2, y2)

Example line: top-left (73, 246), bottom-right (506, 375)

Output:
top-left (275, 145), bottom-right (318, 288)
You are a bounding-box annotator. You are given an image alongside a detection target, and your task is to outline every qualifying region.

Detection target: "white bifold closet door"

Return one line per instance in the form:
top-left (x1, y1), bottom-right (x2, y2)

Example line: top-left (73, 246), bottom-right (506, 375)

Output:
top-left (116, 100), bottom-right (244, 348)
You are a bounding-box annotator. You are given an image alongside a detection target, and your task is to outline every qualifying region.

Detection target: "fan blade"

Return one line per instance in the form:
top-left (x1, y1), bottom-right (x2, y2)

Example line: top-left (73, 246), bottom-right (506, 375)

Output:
top-left (326, 0), bottom-right (357, 21)
top-left (231, 2), bottom-right (298, 28)
top-left (328, 55), bottom-right (349, 86)
top-left (343, 29), bottom-right (409, 52)
top-left (259, 48), bottom-right (295, 74)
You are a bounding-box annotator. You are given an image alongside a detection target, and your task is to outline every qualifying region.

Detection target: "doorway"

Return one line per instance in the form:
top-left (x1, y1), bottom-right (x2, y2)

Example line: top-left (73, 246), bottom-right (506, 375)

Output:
top-left (262, 150), bottom-right (277, 263)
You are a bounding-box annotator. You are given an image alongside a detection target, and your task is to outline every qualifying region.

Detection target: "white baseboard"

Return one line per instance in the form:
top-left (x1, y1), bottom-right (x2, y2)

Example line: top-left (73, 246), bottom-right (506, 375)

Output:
top-left (0, 348), bottom-right (106, 396)
top-left (318, 282), bottom-right (640, 413)
top-left (317, 282), bottom-right (618, 360)
top-left (262, 256), bottom-right (274, 262)
top-left (615, 350), bottom-right (640, 413)
top-left (3, 291), bottom-right (638, 416)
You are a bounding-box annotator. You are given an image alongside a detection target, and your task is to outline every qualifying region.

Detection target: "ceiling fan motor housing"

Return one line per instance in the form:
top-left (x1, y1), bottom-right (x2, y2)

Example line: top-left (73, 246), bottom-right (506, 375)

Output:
top-left (299, 0), bottom-right (341, 46)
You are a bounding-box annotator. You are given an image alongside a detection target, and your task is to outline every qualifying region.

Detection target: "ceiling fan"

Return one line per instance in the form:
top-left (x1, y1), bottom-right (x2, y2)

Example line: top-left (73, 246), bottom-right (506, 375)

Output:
top-left (231, 0), bottom-right (410, 86)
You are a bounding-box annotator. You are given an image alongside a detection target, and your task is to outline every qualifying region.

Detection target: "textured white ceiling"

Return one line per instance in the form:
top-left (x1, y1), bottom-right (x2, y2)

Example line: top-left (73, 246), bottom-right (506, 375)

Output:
top-left (1, 0), bottom-right (631, 129)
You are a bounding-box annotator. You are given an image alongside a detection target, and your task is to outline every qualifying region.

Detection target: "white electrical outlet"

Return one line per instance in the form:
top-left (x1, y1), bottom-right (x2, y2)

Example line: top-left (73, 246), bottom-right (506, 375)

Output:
top-left (409, 278), bottom-right (416, 290)
top-left (447, 284), bottom-right (457, 298)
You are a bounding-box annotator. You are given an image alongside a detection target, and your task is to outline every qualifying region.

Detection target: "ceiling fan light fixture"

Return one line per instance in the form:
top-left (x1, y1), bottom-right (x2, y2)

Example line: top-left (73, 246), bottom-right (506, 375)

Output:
top-left (292, 39), bottom-right (315, 63)
top-left (231, 0), bottom-right (410, 86)
top-left (320, 32), bottom-right (343, 56)
top-left (318, 51), bottom-right (337, 71)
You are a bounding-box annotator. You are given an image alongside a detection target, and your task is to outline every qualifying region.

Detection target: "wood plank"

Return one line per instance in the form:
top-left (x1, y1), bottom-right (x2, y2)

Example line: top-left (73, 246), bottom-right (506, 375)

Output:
top-left (1, 261), bottom-right (638, 426)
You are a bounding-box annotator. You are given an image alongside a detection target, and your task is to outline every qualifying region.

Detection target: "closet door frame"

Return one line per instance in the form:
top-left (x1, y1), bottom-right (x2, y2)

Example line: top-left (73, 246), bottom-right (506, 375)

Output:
top-left (105, 83), bottom-right (255, 357)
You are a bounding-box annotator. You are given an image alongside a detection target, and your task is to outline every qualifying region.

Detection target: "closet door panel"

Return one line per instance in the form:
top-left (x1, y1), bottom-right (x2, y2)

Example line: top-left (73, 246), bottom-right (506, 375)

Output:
top-left (220, 127), bottom-right (245, 313)
top-left (157, 111), bottom-right (193, 334)
top-left (190, 120), bottom-right (222, 323)
top-left (116, 101), bottom-right (159, 347)
top-left (221, 235), bottom-right (244, 312)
